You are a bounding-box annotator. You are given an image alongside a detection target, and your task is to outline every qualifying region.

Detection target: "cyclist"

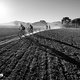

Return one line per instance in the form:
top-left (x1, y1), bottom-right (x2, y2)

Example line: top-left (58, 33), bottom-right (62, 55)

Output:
top-left (28, 24), bottom-right (33, 34)
top-left (18, 23), bottom-right (26, 39)
top-left (29, 24), bottom-right (33, 33)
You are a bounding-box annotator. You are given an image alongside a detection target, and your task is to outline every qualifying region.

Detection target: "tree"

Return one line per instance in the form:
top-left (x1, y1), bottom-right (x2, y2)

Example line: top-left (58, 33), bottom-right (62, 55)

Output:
top-left (62, 17), bottom-right (71, 27)
top-left (72, 18), bottom-right (80, 28)
top-left (62, 17), bottom-right (71, 24)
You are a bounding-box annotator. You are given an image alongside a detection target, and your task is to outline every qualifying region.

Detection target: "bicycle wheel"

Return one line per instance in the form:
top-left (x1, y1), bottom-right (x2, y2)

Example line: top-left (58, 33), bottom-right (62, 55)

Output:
top-left (18, 31), bottom-right (22, 39)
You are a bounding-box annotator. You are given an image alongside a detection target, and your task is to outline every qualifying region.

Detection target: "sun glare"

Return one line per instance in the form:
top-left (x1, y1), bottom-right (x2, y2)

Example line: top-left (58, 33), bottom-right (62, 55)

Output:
top-left (0, 2), bottom-right (8, 19)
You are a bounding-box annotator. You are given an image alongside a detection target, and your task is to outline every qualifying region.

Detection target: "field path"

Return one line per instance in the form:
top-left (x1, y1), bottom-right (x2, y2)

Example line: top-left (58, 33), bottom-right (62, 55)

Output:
top-left (0, 30), bottom-right (44, 46)
top-left (0, 26), bottom-right (63, 46)
top-left (0, 37), bottom-right (19, 45)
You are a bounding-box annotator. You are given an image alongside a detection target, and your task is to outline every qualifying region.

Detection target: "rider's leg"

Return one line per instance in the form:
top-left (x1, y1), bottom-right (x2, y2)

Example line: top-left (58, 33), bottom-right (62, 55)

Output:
top-left (18, 31), bottom-right (22, 39)
top-left (24, 30), bottom-right (26, 37)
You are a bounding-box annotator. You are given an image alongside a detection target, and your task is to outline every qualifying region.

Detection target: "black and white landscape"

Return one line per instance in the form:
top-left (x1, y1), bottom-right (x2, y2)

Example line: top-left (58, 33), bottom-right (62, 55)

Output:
top-left (0, 0), bottom-right (80, 80)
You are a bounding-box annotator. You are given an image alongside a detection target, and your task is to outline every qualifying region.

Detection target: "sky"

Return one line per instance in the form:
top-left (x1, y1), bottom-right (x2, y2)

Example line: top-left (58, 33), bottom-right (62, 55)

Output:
top-left (0, 0), bottom-right (80, 23)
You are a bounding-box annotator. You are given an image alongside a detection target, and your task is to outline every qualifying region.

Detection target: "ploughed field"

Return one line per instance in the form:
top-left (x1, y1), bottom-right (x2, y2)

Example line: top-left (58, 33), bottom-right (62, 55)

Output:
top-left (0, 28), bottom-right (19, 41)
top-left (0, 28), bottom-right (80, 80)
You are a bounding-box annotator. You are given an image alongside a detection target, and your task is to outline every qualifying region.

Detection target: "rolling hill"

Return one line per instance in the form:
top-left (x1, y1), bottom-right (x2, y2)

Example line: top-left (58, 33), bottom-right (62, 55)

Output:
top-left (0, 20), bottom-right (62, 29)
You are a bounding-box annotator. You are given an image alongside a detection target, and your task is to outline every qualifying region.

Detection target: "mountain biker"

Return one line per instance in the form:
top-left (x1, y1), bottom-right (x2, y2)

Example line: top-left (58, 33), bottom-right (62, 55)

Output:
top-left (28, 24), bottom-right (33, 33)
top-left (18, 23), bottom-right (26, 39)
top-left (29, 24), bottom-right (33, 33)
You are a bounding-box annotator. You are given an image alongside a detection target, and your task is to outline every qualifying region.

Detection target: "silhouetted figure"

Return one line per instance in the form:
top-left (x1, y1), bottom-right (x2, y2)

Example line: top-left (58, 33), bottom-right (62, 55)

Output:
top-left (46, 25), bottom-right (48, 30)
top-left (49, 25), bottom-right (51, 29)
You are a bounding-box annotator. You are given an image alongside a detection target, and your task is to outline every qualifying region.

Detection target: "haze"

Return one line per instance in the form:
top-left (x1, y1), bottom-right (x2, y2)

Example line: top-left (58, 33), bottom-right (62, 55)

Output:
top-left (0, 0), bottom-right (80, 23)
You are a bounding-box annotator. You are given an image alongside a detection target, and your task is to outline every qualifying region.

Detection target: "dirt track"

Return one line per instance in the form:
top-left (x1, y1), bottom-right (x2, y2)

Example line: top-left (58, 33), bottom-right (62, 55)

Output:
top-left (0, 30), bottom-right (44, 46)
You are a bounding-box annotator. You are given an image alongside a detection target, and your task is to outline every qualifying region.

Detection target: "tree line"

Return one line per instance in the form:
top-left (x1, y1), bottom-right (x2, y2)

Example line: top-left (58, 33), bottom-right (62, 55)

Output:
top-left (61, 17), bottom-right (80, 28)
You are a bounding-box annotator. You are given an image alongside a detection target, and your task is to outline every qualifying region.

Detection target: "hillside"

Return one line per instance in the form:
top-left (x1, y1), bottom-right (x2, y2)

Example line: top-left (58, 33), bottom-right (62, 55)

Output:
top-left (0, 21), bottom-right (27, 28)
top-left (32, 20), bottom-right (47, 30)
top-left (0, 20), bottom-right (62, 30)
top-left (48, 21), bottom-right (62, 29)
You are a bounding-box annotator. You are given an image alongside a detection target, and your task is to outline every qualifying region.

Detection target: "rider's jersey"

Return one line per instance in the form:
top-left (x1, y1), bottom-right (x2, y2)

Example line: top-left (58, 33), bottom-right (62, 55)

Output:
top-left (19, 24), bottom-right (25, 31)
top-left (21, 25), bottom-right (25, 30)
top-left (29, 25), bottom-right (33, 33)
